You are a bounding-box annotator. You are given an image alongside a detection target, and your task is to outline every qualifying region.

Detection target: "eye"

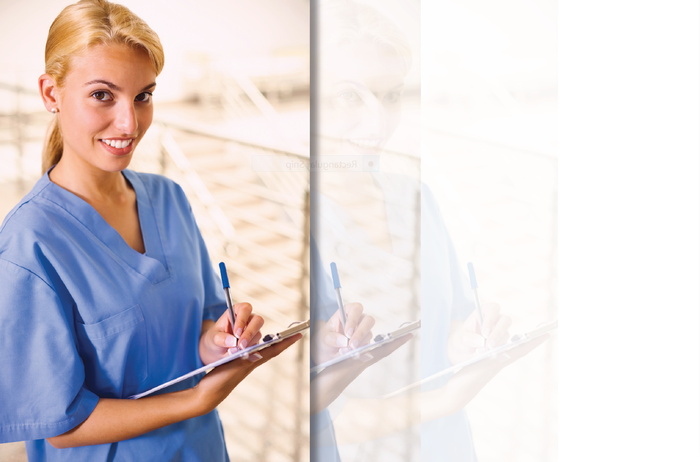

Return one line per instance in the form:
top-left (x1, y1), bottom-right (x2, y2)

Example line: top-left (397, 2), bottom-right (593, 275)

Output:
top-left (135, 92), bottom-right (153, 103)
top-left (91, 91), bottom-right (113, 102)
top-left (384, 92), bottom-right (401, 103)
top-left (338, 90), bottom-right (360, 102)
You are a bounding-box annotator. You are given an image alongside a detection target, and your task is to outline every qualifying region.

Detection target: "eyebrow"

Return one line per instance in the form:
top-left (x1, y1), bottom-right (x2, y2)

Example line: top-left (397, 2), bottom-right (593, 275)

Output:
top-left (336, 80), bottom-right (404, 90)
top-left (83, 79), bottom-right (156, 92)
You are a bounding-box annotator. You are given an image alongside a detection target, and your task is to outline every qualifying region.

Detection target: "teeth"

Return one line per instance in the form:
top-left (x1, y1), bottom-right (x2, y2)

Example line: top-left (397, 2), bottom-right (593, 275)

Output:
top-left (101, 139), bottom-right (133, 149)
top-left (348, 139), bottom-right (381, 149)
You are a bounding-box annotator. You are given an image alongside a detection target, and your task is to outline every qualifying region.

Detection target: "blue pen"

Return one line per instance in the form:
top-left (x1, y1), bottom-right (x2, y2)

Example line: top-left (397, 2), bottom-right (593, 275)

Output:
top-left (219, 262), bottom-right (237, 346)
top-left (467, 262), bottom-right (484, 328)
top-left (330, 262), bottom-right (348, 334)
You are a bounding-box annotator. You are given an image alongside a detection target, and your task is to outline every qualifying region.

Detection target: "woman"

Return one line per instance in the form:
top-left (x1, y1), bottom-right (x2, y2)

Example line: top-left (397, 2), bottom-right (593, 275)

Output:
top-left (310, 1), bottom-right (547, 460)
top-left (0, 1), bottom-right (300, 460)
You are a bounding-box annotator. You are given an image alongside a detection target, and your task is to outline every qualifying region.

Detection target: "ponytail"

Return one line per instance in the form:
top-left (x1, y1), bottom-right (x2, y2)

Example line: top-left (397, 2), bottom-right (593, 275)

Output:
top-left (41, 116), bottom-right (63, 174)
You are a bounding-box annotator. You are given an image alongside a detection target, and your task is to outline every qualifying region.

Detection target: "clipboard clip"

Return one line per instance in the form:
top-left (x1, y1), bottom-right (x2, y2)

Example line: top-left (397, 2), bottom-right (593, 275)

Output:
top-left (373, 319), bottom-right (421, 343)
top-left (262, 319), bottom-right (311, 342)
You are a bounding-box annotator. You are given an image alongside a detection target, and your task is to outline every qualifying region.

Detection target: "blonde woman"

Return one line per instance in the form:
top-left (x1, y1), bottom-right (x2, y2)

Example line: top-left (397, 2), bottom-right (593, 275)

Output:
top-left (0, 1), bottom-right (300, 460)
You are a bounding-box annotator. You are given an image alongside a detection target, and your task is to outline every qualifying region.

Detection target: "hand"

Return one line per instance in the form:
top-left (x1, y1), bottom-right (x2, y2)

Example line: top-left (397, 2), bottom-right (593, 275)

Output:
top-left (311, 332), bottom-right (413, 414)
top-left (311, 303), bottom-right (375, 366)
top-left (199, 303), bottom-right (264, 366)
top-left (194, 333), bottom-right (303, 415)
top-left (447, 302), bottom-right (511, 366)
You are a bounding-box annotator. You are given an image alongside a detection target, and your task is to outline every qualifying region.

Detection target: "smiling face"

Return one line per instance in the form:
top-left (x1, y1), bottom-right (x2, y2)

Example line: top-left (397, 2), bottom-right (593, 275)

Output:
top-left (55, 43), bottom-right (156, 174)
top-left (320, 39), bottom-right (406, 157)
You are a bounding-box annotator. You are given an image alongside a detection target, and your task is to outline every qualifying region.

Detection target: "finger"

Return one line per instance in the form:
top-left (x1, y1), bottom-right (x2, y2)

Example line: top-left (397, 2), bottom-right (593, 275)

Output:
top-left (249, 331), bottom-right (262, 346)
top-left (343, 302), bottom-right (364, 338)
top-left (328, 310), bottom-right (342, 334)
top-left (486, 314), bottom-right (512, 349)
top-left (325, 329), bottom-right (349, 349)
top-left (232, 302), bottom-right (253, 338)
top-left (358, 330), bottom-right (372, 348)
top-left (213, 330), bottom-right (239, 349)
top-left (215, 309), bottom-right (234, 335)
top-left (349, 315), bottom-right (375, 349)
top-left (237, 314), bottom-right (264, 350)
top-left (457, 331), bottom-right (486, 350)
top-left (480, 303), bottom-right (501, 338)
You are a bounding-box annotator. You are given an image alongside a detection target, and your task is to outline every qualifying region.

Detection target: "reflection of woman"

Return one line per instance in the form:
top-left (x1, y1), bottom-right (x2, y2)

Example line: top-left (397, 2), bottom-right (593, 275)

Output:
top-left (312, 1), bottom-right (544, 461)
top-left (0, 1), bottom-right (299, 460)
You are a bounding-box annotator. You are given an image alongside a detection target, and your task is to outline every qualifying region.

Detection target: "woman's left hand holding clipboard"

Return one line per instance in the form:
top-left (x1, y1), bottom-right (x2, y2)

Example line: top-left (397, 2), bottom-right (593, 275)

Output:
top-left (199, 302), bottom-right (265, 366)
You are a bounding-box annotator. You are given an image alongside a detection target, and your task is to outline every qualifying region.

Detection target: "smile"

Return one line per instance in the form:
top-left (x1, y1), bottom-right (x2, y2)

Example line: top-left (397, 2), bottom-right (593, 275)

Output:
top-left (347, 139), bottom-right (382, 149)
top-left (100, 139), bottom-right (133, 149)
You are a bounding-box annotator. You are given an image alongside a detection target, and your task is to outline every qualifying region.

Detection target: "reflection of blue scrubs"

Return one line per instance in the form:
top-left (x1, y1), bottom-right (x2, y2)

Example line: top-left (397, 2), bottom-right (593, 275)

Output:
top-left (312, 179), bottom-right (478, 461)
top-left (310, 237), bottom-right (341, 462)
top-left (0, 170), bottom-right (228, 461)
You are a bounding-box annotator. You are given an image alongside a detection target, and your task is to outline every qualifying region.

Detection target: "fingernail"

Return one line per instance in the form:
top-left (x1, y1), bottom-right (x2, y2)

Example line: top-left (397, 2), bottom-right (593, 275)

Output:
top-left (228, 347), bottom-right (238, 355)
top-left (346, 327), bottom-right (354, 337)
top-left (339, 347), bottom-right (349, 354)
top-left (482, 328), bottom-right (491, 338)
top-left (239, 339), bottom-right (248, 349)
top-left (235, 328), bottom-right (243, 338)
top-left (248, 353), bottom-right (263, 362)
top-left (225, 336), bottom-right (236, 347)
top-left (351, 339), bottom-right (359, 349)
top-left (475, 347), bottom-right (486, 355)
top-left (336, 336), bottom-right (349, 347)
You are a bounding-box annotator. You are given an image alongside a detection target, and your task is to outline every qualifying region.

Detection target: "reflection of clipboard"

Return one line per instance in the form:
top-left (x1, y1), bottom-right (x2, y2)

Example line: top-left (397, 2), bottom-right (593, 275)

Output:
top-left (310, 320), bottom-right (421, 375)
top-left (129, 320), bottom-right (310, 399)
top-left (382, 319), bottom-right (557, 398)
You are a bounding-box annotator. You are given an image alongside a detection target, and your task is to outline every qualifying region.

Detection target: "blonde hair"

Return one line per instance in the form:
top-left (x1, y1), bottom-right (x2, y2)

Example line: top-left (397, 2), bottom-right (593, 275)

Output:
top-left (42, 0), bottom-right (164, 173)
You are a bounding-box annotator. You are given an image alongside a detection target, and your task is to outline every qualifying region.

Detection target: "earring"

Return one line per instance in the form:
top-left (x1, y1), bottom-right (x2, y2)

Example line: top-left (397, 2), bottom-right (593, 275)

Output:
top-left (51, 108), bottom-right (57, 114)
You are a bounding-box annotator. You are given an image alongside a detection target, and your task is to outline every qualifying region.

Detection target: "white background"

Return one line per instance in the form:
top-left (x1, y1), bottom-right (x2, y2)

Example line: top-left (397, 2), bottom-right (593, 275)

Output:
top-left (558, 0), bottom-right (699, 460)
top-left (422, 0), bottom-right (700, 460)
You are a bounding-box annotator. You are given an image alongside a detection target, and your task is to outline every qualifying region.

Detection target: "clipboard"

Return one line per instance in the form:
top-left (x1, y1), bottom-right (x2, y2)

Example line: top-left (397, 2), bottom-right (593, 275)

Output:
top-left (380, 319), bottom-right (557, 398)
top-left (310, 319), bottom-right (421, 375)
top-left (129, 320), bottom-right (310, 399)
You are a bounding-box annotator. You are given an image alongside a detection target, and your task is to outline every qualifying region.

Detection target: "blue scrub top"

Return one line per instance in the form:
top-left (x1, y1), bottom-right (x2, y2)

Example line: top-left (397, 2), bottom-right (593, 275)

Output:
top-left (0, 169), bottom-right (229, 461)
top-left (312, 179), bottom-right (478, 461)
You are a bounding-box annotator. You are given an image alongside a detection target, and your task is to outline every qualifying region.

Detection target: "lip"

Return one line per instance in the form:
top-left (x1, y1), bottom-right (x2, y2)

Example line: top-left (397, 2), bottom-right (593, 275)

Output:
top-left (344, 138), bottom-right (384, 153)
top-left (99, 138), bottom-right (135, 156)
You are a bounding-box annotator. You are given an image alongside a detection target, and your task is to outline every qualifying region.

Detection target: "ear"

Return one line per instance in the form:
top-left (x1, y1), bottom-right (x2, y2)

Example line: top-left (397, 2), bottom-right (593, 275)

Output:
top-left (38, 74), bottom-right (59, 112)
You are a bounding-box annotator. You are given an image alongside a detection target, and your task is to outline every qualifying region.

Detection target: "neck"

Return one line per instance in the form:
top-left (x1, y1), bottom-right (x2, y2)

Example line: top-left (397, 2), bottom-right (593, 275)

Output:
top-left (49, 154), bottom-right (130, 205)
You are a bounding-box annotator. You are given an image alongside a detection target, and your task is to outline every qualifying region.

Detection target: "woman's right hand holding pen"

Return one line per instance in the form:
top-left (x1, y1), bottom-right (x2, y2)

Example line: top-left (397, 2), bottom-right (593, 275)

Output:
top-left (311, 303), bottom-right (375, 366)
top-left (447, 302), bottom-right (511, 366)
top-left (199, 302), bottom-right (264, 366)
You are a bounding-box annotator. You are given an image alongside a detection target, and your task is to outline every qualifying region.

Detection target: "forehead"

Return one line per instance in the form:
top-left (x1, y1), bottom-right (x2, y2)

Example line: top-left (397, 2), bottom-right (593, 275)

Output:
top-left (64, 43), bottom-right (156, 88)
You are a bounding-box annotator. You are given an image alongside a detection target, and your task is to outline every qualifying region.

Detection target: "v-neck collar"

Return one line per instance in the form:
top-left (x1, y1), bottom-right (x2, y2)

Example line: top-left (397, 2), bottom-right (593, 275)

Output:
top-left (37, 168), bottom-right (170, 284)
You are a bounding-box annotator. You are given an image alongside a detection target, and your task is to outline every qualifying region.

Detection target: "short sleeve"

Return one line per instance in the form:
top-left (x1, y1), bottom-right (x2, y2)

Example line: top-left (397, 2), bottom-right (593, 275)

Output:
top-left (0, 259), bottom-right (99, 443)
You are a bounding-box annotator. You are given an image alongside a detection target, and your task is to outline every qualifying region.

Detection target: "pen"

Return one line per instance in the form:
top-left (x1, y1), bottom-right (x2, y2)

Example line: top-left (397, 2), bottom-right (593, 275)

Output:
top-left (219, 262), bottom-right (237, 347)
top-left (330, 262), bottom-right (348, 335)
top-left (466, 262), bottom-right (484, 328)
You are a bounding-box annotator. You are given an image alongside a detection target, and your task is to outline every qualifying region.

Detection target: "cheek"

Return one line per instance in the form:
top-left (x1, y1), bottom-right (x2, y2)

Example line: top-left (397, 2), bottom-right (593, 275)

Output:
top-left (322, 105), bottom-right (365, 136)
top-left (138, 107), bottom-right (154, 135)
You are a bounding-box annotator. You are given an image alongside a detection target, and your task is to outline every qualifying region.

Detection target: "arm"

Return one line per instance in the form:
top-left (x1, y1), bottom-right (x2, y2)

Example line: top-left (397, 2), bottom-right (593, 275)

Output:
top-left (48, 332), bottom-right (301, 448)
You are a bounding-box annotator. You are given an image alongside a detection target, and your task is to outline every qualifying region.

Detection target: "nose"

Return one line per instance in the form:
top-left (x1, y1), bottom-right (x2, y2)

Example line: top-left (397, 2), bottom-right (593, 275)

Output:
top-left (359, 94), bottom-right (386, 137)
top-left (114, 101), bottom-right (138, 134)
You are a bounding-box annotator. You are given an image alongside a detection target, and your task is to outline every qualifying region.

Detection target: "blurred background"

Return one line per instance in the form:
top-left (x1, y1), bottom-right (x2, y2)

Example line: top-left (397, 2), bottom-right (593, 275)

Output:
top-left (0, 1), bottom-right (310, 461)
top-left (313, 0), bottom-right (557, 461)
top-left (423, 1), bottom-right (557, 461)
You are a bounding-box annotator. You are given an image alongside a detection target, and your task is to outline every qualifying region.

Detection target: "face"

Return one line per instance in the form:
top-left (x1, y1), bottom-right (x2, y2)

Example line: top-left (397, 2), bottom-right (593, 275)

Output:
top-left (55, 43), bottom-right (156, 173)
top-left (319, 39), bottom-right (406, 157)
